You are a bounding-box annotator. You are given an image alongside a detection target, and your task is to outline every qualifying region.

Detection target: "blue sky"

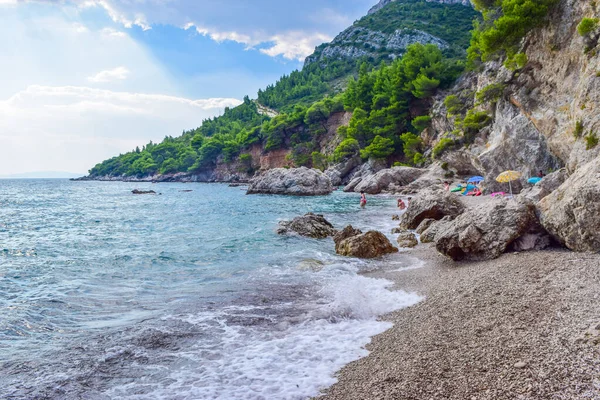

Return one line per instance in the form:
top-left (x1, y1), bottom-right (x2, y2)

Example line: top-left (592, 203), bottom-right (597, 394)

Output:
top-left (0, 0), bottom-right (376, 175)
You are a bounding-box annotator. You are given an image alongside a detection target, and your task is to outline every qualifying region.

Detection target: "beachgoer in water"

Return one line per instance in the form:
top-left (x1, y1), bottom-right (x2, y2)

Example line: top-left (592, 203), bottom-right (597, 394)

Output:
top-left (360, 191), bottom-right (367, 208)
top-left (397, 198), bottom-right (406, 210)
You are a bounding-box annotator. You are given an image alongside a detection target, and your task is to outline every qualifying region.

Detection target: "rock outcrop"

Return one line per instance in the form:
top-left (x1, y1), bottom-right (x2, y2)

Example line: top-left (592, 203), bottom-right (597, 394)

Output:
top-left (334, 226), bottom-right (398, 258)
top-left (537, 158), bottom-right (600, 252)
top-left (400, 188), bottom-right (465, 230)
top-left (434, 200), bottom-right (542, 261)
top-left (247, 167), bottom-right (333, 196)
top-left (324, 156), bottom-right (361, 186)
top-left (276, 213), bottom-right (337, 239)
top-left (348, 166), bottom-right (426, 194)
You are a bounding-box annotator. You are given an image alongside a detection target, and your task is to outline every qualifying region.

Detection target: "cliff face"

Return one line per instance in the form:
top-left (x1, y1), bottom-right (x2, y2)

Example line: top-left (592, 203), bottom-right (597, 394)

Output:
top-left (305, 27), bottom-right (449, 67)
top-left (304, 0), bottom-right (476, 67)
top-left (427, 0), bottom-right (600, 191)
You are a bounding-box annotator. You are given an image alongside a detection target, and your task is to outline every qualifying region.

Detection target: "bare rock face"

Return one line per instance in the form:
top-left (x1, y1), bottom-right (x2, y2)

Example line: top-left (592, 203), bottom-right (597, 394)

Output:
top-left (537, 158), bottom-right (600, 252)
top-left (348, 167), bottom-right (426, 194)
top-left (276, 213), bottom-right (337, 239)
top-left (247, 167), bottom-right (333, 196)
top-left (434, 200), bottom-right (541, 261)
top-left (334, 225), bottom-right (398, 258)
top-left (400, 188), bottom-right (465, 230)
top-left (397, 232), bottom-right (419, 248)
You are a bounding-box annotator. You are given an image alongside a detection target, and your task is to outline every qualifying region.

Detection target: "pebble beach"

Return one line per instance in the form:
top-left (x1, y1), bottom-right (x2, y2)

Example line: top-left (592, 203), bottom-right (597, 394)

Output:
top-left (318, 245), bottom-right (600, 399)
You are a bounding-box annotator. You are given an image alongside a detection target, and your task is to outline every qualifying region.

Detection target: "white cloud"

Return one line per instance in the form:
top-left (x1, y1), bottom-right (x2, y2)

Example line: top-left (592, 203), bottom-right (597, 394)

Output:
top-left (79, 0), bottom-right (151, 31)
top-left (101, 27), bottom-right (126, 38)
top-left (260, 32), bottom-right (332, 61)
top-left (185, 23), bottom-right (331, 61)
top-left (0, 86), bottom-right (242, 174)
top-left (88, 66), bottom-right (130, 83)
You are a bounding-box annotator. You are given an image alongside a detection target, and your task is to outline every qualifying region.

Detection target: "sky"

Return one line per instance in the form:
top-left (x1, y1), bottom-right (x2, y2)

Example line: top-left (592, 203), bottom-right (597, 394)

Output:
top-left (0, 0), bottom-right (375, 176)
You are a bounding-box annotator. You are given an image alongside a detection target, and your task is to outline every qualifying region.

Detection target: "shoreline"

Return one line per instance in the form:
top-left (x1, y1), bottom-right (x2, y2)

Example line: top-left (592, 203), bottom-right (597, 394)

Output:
top-left (318, 244), bottom-right (600, 399)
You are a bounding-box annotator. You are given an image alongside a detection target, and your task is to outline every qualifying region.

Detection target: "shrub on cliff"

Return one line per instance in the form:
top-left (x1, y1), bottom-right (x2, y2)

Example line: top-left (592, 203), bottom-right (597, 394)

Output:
top-left (577, 18), bottom-right (599, 36)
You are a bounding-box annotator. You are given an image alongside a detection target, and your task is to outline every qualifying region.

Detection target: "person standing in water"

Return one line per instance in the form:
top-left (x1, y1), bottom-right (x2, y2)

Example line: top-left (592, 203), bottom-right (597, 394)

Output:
top-left (360, 191), bottom-right (367, 208)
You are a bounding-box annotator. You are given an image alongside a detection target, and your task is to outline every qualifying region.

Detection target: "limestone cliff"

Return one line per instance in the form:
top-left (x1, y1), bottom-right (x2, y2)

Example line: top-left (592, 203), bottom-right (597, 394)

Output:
top-left (304, 0), bottom-right (476, 67)
top-left (426, 0), bottom-right (600, 192)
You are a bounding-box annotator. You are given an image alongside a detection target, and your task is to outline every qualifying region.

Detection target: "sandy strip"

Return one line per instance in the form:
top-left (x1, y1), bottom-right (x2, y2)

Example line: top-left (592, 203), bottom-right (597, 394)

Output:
top-left (318, 245), bottom-right (600, 399)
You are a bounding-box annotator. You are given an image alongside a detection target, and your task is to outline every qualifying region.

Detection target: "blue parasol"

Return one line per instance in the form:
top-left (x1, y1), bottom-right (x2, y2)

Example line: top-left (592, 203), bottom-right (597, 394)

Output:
top-left (467, 176), bottom-right (484, 184)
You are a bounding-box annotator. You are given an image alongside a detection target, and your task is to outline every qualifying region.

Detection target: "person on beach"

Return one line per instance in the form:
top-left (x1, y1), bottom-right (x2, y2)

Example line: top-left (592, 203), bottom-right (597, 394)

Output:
top-left (397, 198), bottom-right (406, 210)
top-left (360, 191), bottom-right (367, 208)
top-left (407, 197), bottom-right (412, 206)
top-left (444, 181), bottom-right (450, 191)
top-left (538, 170), bottom-right (545, 178)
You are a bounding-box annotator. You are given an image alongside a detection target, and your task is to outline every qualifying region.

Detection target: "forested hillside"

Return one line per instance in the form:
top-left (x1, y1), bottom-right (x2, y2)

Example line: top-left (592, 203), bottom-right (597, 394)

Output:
top-left (87, 0), bottom-right (478, 180)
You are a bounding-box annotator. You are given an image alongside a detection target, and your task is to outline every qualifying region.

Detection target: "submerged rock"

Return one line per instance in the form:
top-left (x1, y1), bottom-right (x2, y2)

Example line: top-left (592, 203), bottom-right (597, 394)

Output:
top-left (247, 167), bottom-right (333, 196)
top-left (400, 188), bottom-right (465, 230)
top-left (537, 158), bottom-right (600, 252)
top-left (132, 189), bottom-right (156, 195)
top-left (334, 225), bottom-right (398, 258)
top-left (434, 200), bottom-right (541, 261)
top-left (277, 213), bottom-right (337, 239)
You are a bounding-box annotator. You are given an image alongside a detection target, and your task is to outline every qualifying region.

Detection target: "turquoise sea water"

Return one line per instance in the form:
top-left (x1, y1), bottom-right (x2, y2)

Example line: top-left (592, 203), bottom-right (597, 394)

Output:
top-left (0, 180), bottom-right (422, 399)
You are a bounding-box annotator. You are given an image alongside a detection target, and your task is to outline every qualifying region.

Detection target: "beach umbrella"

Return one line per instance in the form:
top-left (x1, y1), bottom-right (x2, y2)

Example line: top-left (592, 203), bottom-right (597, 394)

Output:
top-left (467, 176), bottom-right (484, 184)
top-left (496, 170), bottom-right (522, 197)
top-left (528, 177), bottom-right (542, 185)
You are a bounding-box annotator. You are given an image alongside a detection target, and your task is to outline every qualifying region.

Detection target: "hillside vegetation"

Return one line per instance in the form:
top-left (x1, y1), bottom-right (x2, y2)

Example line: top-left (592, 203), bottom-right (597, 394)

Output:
top-left (88, 0), bottom-right (479, 179)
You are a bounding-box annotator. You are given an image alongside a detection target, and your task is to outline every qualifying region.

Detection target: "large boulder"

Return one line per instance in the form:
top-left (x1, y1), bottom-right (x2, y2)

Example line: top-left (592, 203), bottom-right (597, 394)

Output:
top-left (420, 216), bottom-right (454, 244)
top-left (247, 167), bottom-right (333, 196)
top-left (334, 225), bottom-right (398, 258)
top-left (350, 167), bottom-right (426, 194)
top-left (434, 200), bottom-right (542, 261)
top-left (397, 232), bottom-right (418, 248)
top-left (277, 213), bottom-right (337, 239)
top-left (400, 188), bottom-right (465, 230)
top-left (519, 169), bottom-right (569, 203)
top-left (537, 159), bottom-right (600, 252)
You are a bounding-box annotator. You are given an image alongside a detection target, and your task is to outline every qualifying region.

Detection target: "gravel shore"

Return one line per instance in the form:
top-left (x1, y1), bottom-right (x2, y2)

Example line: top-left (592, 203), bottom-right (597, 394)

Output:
top-left (319, 245), bottom-right (600, 399)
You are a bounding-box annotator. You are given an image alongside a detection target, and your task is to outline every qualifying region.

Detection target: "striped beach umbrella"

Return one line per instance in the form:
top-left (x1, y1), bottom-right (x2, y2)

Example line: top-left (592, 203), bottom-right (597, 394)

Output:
top-left (496, 170), bottom-right (522, 197)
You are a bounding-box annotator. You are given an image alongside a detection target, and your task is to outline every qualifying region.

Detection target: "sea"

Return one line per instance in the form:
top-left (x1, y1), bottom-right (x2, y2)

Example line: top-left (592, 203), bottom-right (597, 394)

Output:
top-left (0, 179), bottom-right (423, 400)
